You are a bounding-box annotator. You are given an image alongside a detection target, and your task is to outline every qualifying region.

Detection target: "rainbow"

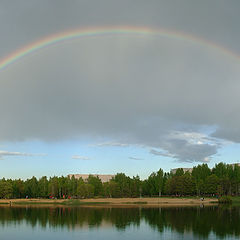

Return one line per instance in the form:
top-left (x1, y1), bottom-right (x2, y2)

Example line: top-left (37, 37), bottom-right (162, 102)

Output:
top-left (0, 26), bottom-right (239, 71)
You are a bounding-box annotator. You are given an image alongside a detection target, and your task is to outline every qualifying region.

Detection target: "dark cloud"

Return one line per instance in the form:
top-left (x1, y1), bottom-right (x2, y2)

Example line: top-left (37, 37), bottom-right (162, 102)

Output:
top-left (0, 1), bottom-right (240, 162)
top-left (212, 127), bottom-right (240, 143)
top-left (150, 139), bottom-right (217, 163)
top-left (1, 0), bottom-right (240, 55)
top-left (150, 149), bottom-right (174, 158)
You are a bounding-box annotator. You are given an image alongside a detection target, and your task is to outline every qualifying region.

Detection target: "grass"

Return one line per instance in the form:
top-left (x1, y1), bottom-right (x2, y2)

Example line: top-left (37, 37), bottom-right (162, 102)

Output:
top-left (61, 200), bottom-right (110, 205)
top-left (124, 201), bottom-right (148, 204)
top-left (229, 196), bottom-right (240, 204)
top-left (164, 196), bottom-right (205, 199)
top-left (11, 200), bottom-right (111, 206)
top-left (212, 196), bottom-right (240, 205)
top-left (0, 196), bottom-right (219, 207)
top-left (13, 201), bottom-right (58, 205)
top-left (218, 196), bottom-right (232, 204)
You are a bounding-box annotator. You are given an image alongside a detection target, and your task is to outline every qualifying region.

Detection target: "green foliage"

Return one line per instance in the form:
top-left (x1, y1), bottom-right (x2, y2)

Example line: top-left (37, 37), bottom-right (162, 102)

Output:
top-left (192, 164), bottom-right (211, 195)
top-left (175, 168), bottom-right (184, 176)
top-left (38, 176), bottom-right (48, 198)
top-left (24, 177), bottom-right (39, 198)
top-left (87, 175), bottom-right (103, 196)
top-left (142, 169), bottom-right (165, 196)
top-left (130, 175), bottom-right (141, 197)
top-left (218, 196), bottom-right (232, 204)
top-left (204, 174), bottom-right (219, 194)
top-left (77, 183), bottom-right (94, 198)
top-left (113, 173), bottom-right (131, 197)
top-left (165, 174), bottom-right (195, 195)
top-left (212, 163), bottom-right (228, 178)
top-left (0, 180), bottom-right (13, 199)
top-left (12, 179), bottom-right (24, 198)
top-left (48, 176), bottom-right (59, 197)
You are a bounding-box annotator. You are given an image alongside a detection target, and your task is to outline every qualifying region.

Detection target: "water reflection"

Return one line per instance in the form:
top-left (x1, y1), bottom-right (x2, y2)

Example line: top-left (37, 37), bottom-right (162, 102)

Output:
top-left (0, 205), bottom-right (239, 239)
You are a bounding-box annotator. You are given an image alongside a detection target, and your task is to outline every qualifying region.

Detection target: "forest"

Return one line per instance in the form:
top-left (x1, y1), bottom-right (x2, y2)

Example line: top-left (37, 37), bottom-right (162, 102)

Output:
top-left (0, 162), bottom-right (240, 199)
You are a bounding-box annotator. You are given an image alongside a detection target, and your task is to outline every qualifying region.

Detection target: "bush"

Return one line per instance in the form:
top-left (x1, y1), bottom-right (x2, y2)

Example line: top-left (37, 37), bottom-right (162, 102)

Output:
top-left (218, 196), bottom-right (232, 204)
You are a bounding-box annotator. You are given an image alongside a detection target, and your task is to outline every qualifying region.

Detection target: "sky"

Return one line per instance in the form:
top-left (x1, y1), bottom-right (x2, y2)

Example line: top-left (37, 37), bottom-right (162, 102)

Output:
top-left (1, 0), bottom-right (240, 179)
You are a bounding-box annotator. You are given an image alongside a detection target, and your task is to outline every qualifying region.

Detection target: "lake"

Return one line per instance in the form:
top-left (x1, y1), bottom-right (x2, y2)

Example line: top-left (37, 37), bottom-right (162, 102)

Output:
top-left (0, 205), bottom-right (239, 240)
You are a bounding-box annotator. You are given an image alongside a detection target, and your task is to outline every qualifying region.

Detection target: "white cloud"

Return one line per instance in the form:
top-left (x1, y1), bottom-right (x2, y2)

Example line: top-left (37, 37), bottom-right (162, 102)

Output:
top-left (203, 157), bottom-right (210, 162)
top-left (129, 157), bottom-right (144, 160)
top-left (72, 155), bottom-right (91, 160)
top-left (0, 150), bottom-right (45, 160)
top-left (92, 142), bottom-right (130, 147)
top-left (168, 131), bottom-right (218, 146)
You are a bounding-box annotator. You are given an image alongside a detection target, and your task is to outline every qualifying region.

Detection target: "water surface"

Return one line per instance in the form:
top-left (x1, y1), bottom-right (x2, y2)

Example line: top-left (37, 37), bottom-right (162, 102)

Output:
top-left (0, 205), bottom-right (239, 240)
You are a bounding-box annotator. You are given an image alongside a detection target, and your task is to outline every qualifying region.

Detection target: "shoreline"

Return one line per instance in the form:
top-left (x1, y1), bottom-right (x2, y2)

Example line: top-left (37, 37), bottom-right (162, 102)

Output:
top-left (0, 197), bottom-right (218, 207)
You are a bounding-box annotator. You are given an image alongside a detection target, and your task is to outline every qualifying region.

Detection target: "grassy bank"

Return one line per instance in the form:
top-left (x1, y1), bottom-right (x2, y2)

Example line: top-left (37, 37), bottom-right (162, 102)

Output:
top-left (0, 197), bottom-right (218, 206)
top-left (216, 196), bottom-right (240, 204)
top-left (229, 196), bottom-right (240, 204)
top-left (15, 200), bottom-right (111, 206)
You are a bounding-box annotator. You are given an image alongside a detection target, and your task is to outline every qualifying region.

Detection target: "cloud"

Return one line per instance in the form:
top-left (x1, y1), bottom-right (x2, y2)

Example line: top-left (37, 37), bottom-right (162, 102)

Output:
top-left (129, 157), bottom-right (144, 161)
top-left (72, 155), bottom-right (91, 160)
top-left (150, 149), bottom-right (175, 158)
top-left (0, 1), bottom-right (240, 163)
top-left (150, 138), bottom-right (218, 163)
top-left (92, 142), bottom-right (130, 147)
top-left (168, 131), bottom-right (217, 145)
top-left (149, 131), bottom-right (219, 163)
top-left (0, 150), bottom-right (45, 160)
top-left (202, 157), bottom-right (210, 163)
top-left (0, 36), bottom-right (236, 162)
top-left (211, 127), bottom-right (240, 143)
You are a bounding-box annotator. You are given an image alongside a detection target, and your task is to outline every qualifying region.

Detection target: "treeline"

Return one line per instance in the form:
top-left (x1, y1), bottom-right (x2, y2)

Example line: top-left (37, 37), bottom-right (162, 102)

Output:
top-left (1, 162), bottom-right (240, 199)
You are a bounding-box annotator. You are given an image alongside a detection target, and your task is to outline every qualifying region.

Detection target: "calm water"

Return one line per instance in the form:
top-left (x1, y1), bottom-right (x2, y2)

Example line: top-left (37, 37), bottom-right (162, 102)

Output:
top-left (0, 205), bottom-right (239, 240)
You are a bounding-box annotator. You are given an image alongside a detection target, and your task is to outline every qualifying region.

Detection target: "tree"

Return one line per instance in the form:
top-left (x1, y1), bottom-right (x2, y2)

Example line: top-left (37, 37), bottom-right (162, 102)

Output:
top-left (212, 163), bottom-right (228, 178)
top-left (182, 173), bottom-right (196, 195)
top-left (87, 175), bottom-right (103, 196)
top-left (0, 179), bottom-right (13, 199)
top-left (212, 163), bottom-right (230, 195)
top-left (24, 177), bottom-right (38, 198)
top-left (156, 169), bottom-right (164, 196)
top-left (145, 169), bottom-right (164, 197)
top-left (12, 179), bottom-right (24, 198)
top-left (77, 183), bottom-right (94, 198)
top-left (113, 173), bottom-right (131, 197)
top-left (38, 176), bottom-right (49, 198)
top-left (67, 176), bottom-right (78, 197)
top-left (205, 174), bottom-right (219, 195)
top-left (77, 183), bottom-right (87, 198)
top-left (192, 164), bottom-right (211, 195)
top-left (175, 168), bottom-right (184, 176)
top-left (48, 177), bottom-right (59, 197)
top-left (232, 165), bottom-right (240, 195)
top-left (130, 175), bottom-right (141, 197)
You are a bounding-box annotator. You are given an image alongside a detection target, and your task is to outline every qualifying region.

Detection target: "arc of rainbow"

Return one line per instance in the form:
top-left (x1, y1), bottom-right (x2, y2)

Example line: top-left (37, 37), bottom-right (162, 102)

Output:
top-left (0, 26), bottom-right (239, 71)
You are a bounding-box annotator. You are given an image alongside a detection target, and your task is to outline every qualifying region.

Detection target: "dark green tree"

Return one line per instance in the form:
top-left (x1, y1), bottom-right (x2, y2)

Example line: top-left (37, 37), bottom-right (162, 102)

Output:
top-left (87, 175), bottom-right (103, 196)
top-left (0, 179), bottom-right (13, 198)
